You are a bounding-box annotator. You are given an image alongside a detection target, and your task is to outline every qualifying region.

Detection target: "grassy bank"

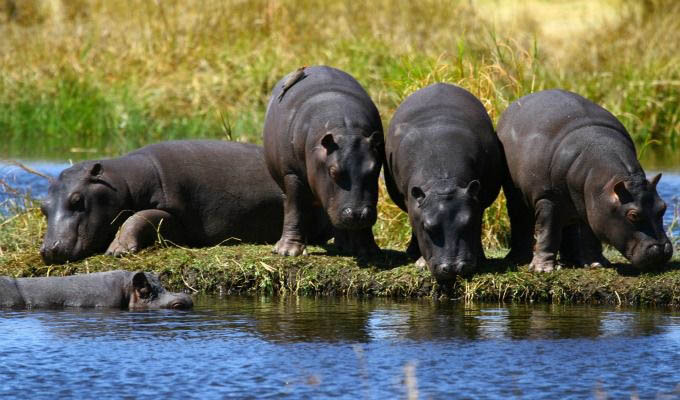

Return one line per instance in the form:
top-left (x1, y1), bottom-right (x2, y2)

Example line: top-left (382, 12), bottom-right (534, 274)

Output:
top-left (0, 0), bottom-right (678, 162)
top-left (1, 205), bottom-right (679, 306)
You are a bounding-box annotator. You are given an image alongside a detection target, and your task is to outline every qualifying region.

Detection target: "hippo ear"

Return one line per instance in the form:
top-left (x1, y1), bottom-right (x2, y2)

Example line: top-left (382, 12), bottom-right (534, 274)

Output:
top-left (411, 186), bottom-right (426, 206)
top-left (612, 181), bottom-right (633, 204)
top-left (649, 173), bottom-right (662, 189)
top-left (321, 133), bottom-right (339, 154)
top-left (89, 162), bottom-right (103, 177)
top-left (132, 272), bottom-right (152, 299)
top-left (466, 180), bottom-right (480, 199)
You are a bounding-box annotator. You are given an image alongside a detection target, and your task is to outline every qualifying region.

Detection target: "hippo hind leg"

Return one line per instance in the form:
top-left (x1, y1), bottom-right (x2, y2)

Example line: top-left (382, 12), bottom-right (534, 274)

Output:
top-left (503, 184), bottom-right (534, 264)
top-left (106, 209), bottom-right (180, 256)
top-left (559, 223), bottom-right (610, 268)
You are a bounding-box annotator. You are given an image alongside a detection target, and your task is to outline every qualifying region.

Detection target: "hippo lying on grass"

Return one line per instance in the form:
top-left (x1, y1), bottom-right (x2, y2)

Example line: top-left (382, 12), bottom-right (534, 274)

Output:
top-left (384, 83), bottom-right (504, 281)
top-left (263, 65), bottom-right (384, 257)
top-left (498, 89), bottom-right (672, 272)
top-left (40, 140), bottom-right (330, 264)
top-left (0, 270), bottom-right (192, 309)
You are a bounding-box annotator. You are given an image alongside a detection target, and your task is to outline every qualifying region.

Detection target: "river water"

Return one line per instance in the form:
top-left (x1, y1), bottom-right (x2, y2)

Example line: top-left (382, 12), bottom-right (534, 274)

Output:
top-left (1, 296), bottom-right (680, 399)
top-left (1, 162), bottom-right (680, 398)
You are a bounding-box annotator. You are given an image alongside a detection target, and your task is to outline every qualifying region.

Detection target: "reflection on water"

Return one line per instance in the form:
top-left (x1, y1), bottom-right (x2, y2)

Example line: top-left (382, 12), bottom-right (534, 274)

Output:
top-left (2, 296), bottom-right (680, 398)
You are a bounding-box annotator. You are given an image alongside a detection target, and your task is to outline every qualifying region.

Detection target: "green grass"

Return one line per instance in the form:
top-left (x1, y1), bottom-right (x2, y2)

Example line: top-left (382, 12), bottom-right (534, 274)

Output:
top-left (1, 206), bottom-right (679, 305)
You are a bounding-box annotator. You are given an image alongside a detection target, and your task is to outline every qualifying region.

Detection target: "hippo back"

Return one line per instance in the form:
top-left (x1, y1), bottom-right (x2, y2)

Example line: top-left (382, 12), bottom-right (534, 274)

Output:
top-left (131, 141), bottom-right (284, 245)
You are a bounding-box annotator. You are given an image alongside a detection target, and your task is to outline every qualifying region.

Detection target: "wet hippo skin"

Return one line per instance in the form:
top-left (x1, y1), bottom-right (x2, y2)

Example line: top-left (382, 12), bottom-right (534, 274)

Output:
top-left (0, 270), bottom-right (192, 309)
top-left (40, 140), bottom-right (330, 264)
top-left (498, 89), bottom-right (672, 272)
top-left (263, 65), bottom-right (384, 257)
top-left (384, 83), bottom-right (504, 281)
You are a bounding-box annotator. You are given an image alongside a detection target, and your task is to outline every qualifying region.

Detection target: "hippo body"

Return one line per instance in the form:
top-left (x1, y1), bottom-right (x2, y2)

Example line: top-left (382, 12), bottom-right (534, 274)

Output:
top-left (263, 66), bottom-right (384, 257)
top-left (498, 89), bottom-right (672, 271)
top-left (0, 270), bottom-right (192, 309)
top-left (384, 83), bottom-right (504, 281)
top-left (41, 140), bottom-right (327, 264)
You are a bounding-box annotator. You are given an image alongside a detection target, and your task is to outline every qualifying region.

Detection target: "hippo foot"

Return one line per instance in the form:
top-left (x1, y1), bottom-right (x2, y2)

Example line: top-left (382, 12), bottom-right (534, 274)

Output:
top-left (273, 238), bottom-right (306, 256)
top-left (529, 257), bottom-right (560, 273)
top-left (105, 237), bottom-right (139, 257)
top-left (415, 257), bottom-right (428, 270)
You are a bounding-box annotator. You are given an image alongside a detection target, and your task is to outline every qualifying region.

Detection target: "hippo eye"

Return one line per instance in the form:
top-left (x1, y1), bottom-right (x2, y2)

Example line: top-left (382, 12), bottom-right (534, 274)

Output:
top-left (69, 193), bottom-right (85, 211)
top-left (626, 210), bottom-right (640, 223)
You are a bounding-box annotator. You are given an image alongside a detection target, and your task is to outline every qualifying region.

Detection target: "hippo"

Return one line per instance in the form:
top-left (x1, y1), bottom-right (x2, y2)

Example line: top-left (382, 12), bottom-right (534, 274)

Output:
top-left (498, 89), bottom-right (672, 272)
top-left (263, 65), bottom-right (384, 257)
top-left (40, 140), bottom-right (330, 264)
top-left (384, 83), bottom-right (504, 281)
top-left (0, 270), bottom-right (192, 309)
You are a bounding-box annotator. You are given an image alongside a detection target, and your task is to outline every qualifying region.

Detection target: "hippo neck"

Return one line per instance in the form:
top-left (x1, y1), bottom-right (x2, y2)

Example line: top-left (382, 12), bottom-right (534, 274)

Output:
top-left (104, 154), bottom-right (166, 211)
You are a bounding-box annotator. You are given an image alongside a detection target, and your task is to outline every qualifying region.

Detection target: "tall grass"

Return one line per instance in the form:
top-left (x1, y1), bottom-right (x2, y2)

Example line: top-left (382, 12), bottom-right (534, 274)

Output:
top-left (0, 0), bottom-right (678, 249)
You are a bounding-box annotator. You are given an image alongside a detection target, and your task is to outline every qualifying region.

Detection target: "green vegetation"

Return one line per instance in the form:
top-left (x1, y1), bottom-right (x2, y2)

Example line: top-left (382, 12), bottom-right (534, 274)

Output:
top-left (1, 205), bottom-right (679, 305)
top-left (0, 0), bottom-right (679, 304)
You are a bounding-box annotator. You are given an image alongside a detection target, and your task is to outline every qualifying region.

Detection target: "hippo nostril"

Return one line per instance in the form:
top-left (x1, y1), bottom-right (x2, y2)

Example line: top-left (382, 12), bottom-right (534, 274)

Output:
top-left (664, 242), bottom-right (673, 256)
top-left (360, 206), bottom-right (375, 221)
top-left (342, 207), bottom-right (354, 219)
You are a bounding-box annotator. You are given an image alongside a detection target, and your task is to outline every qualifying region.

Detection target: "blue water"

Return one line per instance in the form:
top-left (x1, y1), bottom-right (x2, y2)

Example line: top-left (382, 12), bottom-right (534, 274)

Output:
top-left (1, 297), bottom-right (680, 399)
top-left (2, 161), bottom-right (679, 236)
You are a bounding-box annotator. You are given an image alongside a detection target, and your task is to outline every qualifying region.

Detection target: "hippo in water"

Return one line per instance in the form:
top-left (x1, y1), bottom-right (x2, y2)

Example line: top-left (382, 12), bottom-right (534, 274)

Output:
top-left (384, 83), bottom-right (504, 281)
top-left (0, 270), bottom-right (193, 309)
top-left (263, 65), bottom-right (384, 257)
top-left (40, 140), bottom-right (331, 264)
top-left (498, 89), bottom-right (672, 272)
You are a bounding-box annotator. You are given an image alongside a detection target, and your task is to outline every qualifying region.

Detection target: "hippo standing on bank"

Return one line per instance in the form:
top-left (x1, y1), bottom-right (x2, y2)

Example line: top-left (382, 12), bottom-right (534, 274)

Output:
top-left (263, 66), bottom-right (384, 257)
top-left (384, 83), bottom-right (504, 281)
top-left (0, 270), bottom-right (192, 309)
top-left (498, 89), bottom-right (672, 272)
top-left (40, 140), bottom-right (329, 264)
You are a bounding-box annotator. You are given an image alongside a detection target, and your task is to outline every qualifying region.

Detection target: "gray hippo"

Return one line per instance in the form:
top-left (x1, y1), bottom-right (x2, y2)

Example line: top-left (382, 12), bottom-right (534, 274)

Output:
top-left (40, 140), bottom-right (330, 264)
top-left (498, 89), bottom-right (672, 272)
top-left (263, 65), bottom-right (384, 257)
top-left (384, 83), bottom-right (504, 281)
top-left (0, 270), bottom-right (192, 309)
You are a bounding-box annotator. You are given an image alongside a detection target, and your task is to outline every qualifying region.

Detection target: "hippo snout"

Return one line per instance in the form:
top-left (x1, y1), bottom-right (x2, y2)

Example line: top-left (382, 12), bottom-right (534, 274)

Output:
top-left (338, 205), bottom-right (377, 229)
top-left (431, 259), bottom-right (475, 281)
top-left (633, 240), bottom-right (673, 268)
top-left (40, 240), bottom-right (68, 265)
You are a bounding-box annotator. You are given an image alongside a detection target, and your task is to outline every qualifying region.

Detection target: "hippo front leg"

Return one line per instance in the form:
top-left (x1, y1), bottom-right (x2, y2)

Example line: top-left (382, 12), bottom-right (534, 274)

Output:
top-left (504, 184), bottom-right (535, 264)
top-left (273, 174), bottom-right (307, 256)
top-left (530, 198), bottom-right (562, 272)
top-left (334, 227), bottom-right (380, 257)
top-left (106, 209), bottom-right (180, 256)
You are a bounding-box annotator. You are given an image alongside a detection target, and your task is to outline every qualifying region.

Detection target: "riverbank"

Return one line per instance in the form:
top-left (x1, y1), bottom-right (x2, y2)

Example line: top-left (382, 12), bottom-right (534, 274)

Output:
top-left (2, 207), bottom-right (679, 306)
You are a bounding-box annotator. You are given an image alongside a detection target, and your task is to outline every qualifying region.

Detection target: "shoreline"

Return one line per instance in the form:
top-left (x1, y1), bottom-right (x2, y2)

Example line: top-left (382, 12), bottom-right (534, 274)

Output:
top-left (3, 243), bottom-right (679, 307)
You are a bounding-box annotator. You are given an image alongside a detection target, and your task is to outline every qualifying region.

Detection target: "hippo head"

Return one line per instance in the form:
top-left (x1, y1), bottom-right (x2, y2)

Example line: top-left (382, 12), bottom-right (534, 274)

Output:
top-left (40, 162), bottom-right (127, 264)
top-left (128, 272), bottom-right (193, 310)
top-left (408, 179), bottom-right (482, 281)
top-left (592, 173), bottom-right (672, 268)
top-left (309, 129), bottom-right (383, 230)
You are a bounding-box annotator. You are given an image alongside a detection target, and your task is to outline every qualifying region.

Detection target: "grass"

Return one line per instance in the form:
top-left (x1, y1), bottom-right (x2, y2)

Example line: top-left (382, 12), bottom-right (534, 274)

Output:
top-left (0, 0), bottom-right (678, 161)
top-left (0, 0), bottom-right (679, 304)
top-left (1, 204), bottom-right (679, 305)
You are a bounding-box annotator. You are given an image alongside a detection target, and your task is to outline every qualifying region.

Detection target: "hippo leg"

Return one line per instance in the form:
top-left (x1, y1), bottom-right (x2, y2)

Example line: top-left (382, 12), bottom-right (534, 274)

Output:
top-left (273, 174), bottom-right (307, 256)
top-left (334, 228), bottom-right (380, 257)
top-left (106, 209), bottom-right (180, 257)
top-left (504, 185), bottom-right (534, 264)
top-left (406, 232), bottom-right (421, 259)
top-left (530, 198), bottom-right (562, 272)
top-left (560, 223), bottom-right (610, 268)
